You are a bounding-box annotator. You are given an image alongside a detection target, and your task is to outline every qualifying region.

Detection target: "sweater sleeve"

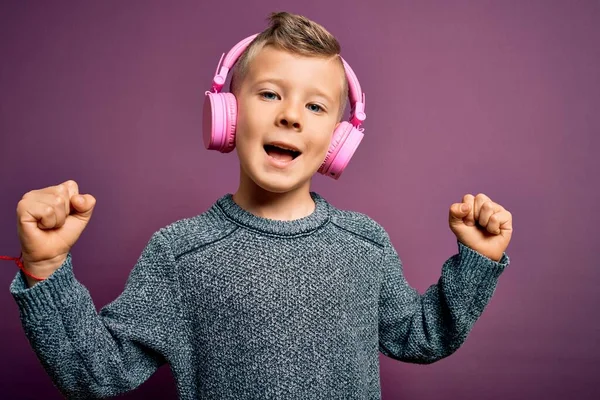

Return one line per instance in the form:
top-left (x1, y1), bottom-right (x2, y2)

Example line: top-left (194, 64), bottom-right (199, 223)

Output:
top-left (9, 230), bottom-right (184, 399)
top-left (378, 236), bottom-right (510, 364)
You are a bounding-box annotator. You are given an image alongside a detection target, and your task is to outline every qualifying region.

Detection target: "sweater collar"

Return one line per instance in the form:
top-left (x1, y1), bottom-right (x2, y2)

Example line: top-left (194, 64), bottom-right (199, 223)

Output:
top-left (214, 192), bottom-right (330, 236)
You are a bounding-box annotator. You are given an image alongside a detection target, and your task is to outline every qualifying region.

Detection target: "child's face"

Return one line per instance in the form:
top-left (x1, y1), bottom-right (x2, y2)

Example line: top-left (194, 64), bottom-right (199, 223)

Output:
top-left (234, 46), bottom-right (344, 194)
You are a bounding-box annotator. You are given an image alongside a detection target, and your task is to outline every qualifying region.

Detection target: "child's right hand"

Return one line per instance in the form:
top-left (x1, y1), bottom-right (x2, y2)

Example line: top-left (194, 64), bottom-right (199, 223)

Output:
top-left (16, 180), bottom-right (96, 282)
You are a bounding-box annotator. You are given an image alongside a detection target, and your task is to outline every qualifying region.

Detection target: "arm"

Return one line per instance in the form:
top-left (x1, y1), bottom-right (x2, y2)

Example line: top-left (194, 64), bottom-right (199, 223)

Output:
top-left (378, 237), bottom-right (509, 364)
top-left (10, 230), bottom-right (184, 399)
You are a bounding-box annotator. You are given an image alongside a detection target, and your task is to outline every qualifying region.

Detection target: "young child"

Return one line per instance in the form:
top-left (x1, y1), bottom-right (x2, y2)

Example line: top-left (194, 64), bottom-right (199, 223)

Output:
top-left (7, 11), bottom-right (512, 400)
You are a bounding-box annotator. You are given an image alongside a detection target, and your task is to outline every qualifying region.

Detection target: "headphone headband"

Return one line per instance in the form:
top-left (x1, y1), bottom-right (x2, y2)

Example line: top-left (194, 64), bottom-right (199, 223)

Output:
top-left (209, 34), bottom-right (366, 128)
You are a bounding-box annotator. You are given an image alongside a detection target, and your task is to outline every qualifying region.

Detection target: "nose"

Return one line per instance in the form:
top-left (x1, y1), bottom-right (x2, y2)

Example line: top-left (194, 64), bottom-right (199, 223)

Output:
top-left (276, 101), bottom-right (303, 131)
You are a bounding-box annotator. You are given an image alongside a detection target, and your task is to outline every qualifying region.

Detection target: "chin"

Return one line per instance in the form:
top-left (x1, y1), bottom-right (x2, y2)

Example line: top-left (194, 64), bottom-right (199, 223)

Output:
top-left (239, 159), bottom-right (314, 195)
top-left (251, 172), bottom-right (311, 194)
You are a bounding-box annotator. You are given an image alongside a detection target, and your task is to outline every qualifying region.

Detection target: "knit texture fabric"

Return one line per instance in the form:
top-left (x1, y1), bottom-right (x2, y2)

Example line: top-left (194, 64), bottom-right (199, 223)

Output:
top-left (10, 192), bottom-right (510, 399)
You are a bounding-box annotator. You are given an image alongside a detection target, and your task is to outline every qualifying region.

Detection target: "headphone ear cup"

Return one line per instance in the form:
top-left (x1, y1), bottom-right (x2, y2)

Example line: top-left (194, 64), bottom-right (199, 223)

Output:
top-left (203, 92), bottom-right (238, 153)
top-left (319, 122), bottom-right (364, 180)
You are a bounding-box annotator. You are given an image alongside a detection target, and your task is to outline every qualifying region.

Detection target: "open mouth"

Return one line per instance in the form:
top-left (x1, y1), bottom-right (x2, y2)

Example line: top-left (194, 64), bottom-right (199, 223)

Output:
top-left (264, 144), bottom-right (302, 162)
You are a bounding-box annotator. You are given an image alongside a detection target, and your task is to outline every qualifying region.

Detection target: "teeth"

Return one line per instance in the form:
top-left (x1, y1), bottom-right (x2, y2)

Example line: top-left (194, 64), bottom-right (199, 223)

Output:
top-left (271, 144), bottom-right (299, 153)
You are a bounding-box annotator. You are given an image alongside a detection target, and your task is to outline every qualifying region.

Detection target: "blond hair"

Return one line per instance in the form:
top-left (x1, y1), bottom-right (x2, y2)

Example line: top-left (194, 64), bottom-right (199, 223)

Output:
top-left (230, 11), bottom-right (348, 120)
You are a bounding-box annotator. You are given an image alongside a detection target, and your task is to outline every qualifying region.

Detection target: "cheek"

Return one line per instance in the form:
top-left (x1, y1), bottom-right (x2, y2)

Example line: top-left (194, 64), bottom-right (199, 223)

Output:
top-left (233, 109), bottom-right (255, 147)
top-left (306, 132), bottom-right (334, 159)
top-left (236, 103), bottom-right (262, 140)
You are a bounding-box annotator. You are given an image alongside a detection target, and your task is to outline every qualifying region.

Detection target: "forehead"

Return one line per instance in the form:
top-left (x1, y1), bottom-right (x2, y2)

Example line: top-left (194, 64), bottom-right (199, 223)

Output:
top-left (244, 46), bottom-right (344, 99)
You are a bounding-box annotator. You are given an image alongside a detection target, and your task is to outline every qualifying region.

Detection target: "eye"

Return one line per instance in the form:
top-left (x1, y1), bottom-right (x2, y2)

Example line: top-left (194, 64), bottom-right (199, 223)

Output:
top-left (306, 103), bottom-right (323, 113)
top-left (259, 91), bottom-right (279, 101)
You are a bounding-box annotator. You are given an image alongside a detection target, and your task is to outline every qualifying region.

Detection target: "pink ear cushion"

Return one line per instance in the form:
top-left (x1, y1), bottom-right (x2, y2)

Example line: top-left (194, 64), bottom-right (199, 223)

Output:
top-left (203, 92), bottom-right (238, 153)
top-left (221, 92), bottom-right (237, 152)
top-left (319, 122), bottom-right (364, 179)
top-left (320, 123), bottom-right (351, 170)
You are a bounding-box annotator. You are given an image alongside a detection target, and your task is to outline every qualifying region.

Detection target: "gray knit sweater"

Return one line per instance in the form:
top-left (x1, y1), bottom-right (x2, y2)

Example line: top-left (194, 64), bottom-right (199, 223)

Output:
top-left (10, 192), bottom-right (509, 399)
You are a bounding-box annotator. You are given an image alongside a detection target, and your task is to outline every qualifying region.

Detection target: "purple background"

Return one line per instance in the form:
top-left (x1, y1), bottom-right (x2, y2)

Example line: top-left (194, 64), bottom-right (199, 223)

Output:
top-left (1, 0), bottom-right (598, 399)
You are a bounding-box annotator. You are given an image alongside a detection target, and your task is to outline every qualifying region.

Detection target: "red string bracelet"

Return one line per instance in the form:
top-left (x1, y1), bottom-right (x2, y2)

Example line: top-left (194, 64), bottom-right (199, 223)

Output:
top-left (0, 253), bottom-right (45, 281)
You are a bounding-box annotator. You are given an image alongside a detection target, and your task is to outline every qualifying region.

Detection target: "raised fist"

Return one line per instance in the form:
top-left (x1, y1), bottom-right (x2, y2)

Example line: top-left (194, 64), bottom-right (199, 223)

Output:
top-left (16, 180), bottom-right (96, 284)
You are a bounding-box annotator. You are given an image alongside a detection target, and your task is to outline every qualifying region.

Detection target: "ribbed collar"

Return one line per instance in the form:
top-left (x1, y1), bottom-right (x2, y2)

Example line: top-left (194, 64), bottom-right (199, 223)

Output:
top-left (214, 192), bottom-right (331, 236)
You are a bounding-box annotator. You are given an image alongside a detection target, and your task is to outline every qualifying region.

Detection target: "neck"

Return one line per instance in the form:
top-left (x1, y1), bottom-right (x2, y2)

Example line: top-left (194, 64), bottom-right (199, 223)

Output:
top-left (232, 169), bottom-right (315, 221)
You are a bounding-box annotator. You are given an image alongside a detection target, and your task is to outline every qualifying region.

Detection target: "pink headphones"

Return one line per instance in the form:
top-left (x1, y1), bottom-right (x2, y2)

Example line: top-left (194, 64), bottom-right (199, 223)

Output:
top-left (203, 34), bottom-right (366, 179)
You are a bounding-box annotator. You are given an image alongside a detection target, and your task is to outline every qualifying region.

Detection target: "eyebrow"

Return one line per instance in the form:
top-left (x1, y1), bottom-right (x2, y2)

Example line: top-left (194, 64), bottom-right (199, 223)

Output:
top-left (251, 77), bottom-right (336, 105)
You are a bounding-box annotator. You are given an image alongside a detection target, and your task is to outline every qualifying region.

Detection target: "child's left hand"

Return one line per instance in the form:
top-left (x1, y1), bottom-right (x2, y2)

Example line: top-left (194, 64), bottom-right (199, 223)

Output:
top-left (448, 193), bottom-right (513, 262)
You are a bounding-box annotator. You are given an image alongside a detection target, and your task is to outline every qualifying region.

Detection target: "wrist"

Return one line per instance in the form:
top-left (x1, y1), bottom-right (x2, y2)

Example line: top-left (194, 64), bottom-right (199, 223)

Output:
top-left (22, 253), bottom-right (67, 281)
